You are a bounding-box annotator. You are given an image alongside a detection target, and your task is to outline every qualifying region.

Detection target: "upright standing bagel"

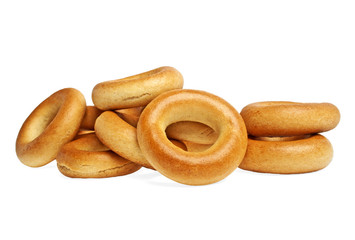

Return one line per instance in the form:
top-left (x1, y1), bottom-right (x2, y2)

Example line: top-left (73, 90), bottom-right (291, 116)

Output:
top-left (240, 101), bottom-right (340, 137)
top-left (92, 66), bottom-right (184, 110)
top-left (137, 89), bottom-right (248, 185)
top-left (16, 88), bottom-right (86, 167)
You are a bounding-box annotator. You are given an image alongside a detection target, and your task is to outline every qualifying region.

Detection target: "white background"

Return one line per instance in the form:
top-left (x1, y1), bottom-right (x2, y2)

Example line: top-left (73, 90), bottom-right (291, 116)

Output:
top-left (1, 1), bottom-right (354, 239)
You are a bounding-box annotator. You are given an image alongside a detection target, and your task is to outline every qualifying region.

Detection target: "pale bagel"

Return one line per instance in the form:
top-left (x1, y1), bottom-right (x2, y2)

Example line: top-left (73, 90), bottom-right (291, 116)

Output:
top-left (137, 89), bottom-right (248, 185)
top-left (92, 66), bottom-right (184, 110)
top-left (16, 88), bottom-right (86, 167)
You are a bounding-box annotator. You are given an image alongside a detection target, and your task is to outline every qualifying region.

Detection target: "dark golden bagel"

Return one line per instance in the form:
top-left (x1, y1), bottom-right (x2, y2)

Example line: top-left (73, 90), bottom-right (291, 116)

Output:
top-left (239, 134), bottom-right (333, 174)
top-left (80, 106), bottom-right (103, 130)
top-left (95, 111), bottom-right (154, 169)
top-left (92, 66), bottom-right (184, 110)
top-left (137, 89), bottom-right (248, 185)
top-left (16, 88), bottom-right (86, 167)
top-left (56, 134), bottom-right (141, 178)
top-left (240, 101), bottom-right (340, 137)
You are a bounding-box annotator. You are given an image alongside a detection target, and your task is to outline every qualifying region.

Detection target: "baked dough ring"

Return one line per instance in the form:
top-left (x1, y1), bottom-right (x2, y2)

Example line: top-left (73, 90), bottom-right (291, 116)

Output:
top-left (80, 106), bottom-right (103, 130)
top-left (166, 121), bottom-right (217, 145)
top-left (240, 101), bottom-right (340, 136)
top-left (56, 134), bottom-right (141, 178)
top-left (137, 89), bottom-right (248, 185)
top-left (239, 134), bottom-right (333, 174)
top-left (16, 88), bottom-right (86, 167)
top-left (95, 111), bottom-right (154, 169)
top-left (92, 66), bottom-right (184, 110)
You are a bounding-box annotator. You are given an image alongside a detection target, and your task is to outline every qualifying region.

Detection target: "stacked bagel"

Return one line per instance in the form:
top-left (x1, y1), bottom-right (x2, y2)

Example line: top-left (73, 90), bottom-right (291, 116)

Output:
top-left (239, 102), bottom-right (340, 174)
top-left (15, 67), bottom-right (340, 185)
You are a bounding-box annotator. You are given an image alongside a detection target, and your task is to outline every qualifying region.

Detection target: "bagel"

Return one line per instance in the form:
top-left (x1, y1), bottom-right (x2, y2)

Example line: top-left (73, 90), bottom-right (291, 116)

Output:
top-left (240, 101), bottom-right (340, 137)
top-left (137, 89), bottom-right (248, 185)
top-left (80, 106), bottom-right (103, 130)
top-left (95, 111), bottom-right (154, 169)
top-left (56, 133), bottom-right (141, 178)
top-left (92, 66), bottom-right (184, 110)
top-left (16, 88), bottom-right (86, 167)
top-left (166, 121), bottom-right (217, 145)
top-left (239, 134), bottom-right (333, 174)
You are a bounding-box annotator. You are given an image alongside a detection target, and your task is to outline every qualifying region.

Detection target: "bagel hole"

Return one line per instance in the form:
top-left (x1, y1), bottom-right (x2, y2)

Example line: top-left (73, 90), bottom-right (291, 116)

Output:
top-left (27, 104), bottom-right (61, 142)
top-left (165, 121), bottom-right (217, 152)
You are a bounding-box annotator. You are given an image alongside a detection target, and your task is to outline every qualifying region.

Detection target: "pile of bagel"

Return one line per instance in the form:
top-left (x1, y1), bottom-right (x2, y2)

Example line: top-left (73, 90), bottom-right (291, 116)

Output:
top-left (15, 66), bottom-right (340, 185)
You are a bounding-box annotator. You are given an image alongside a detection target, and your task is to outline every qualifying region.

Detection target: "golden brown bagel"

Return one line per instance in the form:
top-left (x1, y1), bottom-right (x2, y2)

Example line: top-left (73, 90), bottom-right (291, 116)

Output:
top-left (92, 66), bottom-right (184, 110)
top-left (137, 89), bottom-right (248, 185)
top-left (95, 111), bottom-right (153, 169)
top-left (56, 134), bottom-right (141, 178)
top-left (240, 101), bottom-right (340, 136)
top-left (166, 121), bottom-right (217, 145)
top-left (16, 88), bottom-right (86, 167)
top-left (80, 106), bottom-right (103, 130)
top-left (239, 134), bottom-right (333, 174)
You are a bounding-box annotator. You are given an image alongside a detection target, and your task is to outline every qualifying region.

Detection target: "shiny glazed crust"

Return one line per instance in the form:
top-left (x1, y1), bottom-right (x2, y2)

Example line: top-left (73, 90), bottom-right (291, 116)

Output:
top-left (95, 111), bottom-right (154, 169)
top-left (56, 134), bottom-right (141, 178)
top-left (239, 134), bottom-right (333, 174)
top-left (92, 66), bottom-right (184, 110)
top-left (16, 88), bottom-right (86, 167)
top-left (240, 101), bottom-right (340, 136)
top-left (137, 89), bottom-right (248, 185)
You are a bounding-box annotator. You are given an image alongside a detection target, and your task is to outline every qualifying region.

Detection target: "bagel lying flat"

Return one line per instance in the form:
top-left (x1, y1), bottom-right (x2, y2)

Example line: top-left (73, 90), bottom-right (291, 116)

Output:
top-left (239, 134), bottom-right (333, 174)
top-left (56, 133), bottom-right (141, 178)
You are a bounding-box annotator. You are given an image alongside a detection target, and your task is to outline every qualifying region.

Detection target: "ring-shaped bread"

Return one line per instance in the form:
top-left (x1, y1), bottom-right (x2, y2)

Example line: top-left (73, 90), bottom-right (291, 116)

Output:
top-left (92, 66), bottom-right (184, 110)
top-left (56, 133), bottom-right (141, 178)
top-left (240, 101), bottom-right (340, 136)
top-left (239, 134), bottom-right (333, 174)
top-left (137, 89), bottom-right (248, 185)
top-left (16, 88), bottom-right (86, 167)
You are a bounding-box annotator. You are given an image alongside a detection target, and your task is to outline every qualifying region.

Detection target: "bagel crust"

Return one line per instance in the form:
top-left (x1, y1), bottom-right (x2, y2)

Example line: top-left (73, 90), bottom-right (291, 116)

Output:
top-left (16, 88), bottom-right (86, 167)
top-left (240, 101), bottom-right (340, 137)
top-left (137, 89), bottom-right (248, 185)
top-left (92, 66), bottom-right (184, 110)
top-left (239, 134), bottom-right (333, 174)
top-left (56, 134), bottom-right (141, 178)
